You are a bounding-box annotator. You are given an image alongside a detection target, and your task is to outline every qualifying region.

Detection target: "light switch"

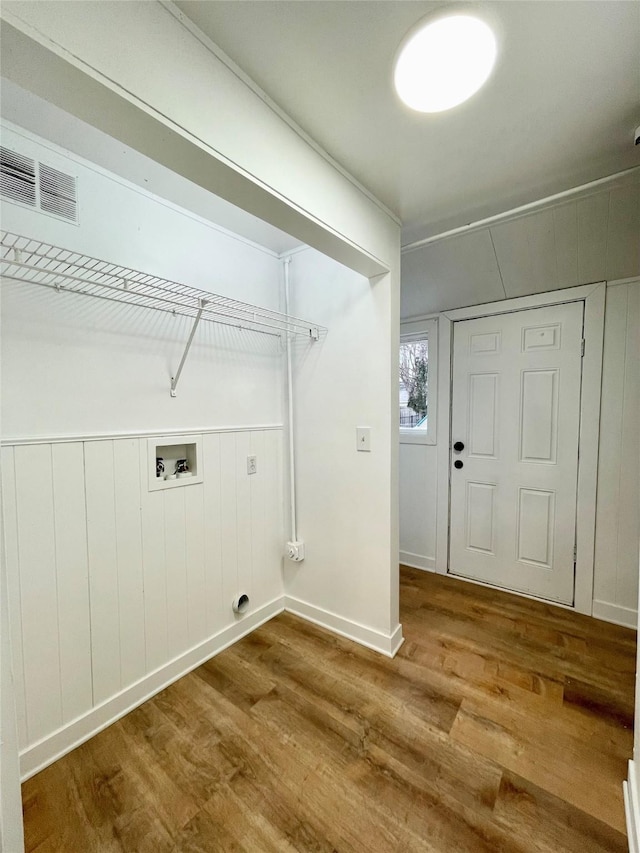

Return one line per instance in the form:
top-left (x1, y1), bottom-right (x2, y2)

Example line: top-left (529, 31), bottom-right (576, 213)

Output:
top-left (356, 427), bottom-right (371, 452)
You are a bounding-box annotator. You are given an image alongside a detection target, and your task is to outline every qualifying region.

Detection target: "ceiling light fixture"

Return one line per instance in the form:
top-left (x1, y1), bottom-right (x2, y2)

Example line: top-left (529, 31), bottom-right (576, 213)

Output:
top-left (394, 12), bottom-right (497, 113)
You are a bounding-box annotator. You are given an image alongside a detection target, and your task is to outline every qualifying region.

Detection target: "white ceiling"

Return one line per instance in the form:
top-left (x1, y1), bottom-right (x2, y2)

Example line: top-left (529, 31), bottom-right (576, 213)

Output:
top-left (175, 0), bottom-right (640, 244)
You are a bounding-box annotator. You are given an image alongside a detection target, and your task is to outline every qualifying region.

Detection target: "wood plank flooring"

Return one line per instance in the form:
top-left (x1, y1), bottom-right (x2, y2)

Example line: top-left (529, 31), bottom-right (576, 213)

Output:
top-left (22, 567), bottom-right (636, 852)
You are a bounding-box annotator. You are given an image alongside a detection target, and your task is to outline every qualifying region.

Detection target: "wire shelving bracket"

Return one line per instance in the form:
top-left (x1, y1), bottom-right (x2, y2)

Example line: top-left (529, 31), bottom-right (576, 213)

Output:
top-left (0, 231), bottom-right (325, 396)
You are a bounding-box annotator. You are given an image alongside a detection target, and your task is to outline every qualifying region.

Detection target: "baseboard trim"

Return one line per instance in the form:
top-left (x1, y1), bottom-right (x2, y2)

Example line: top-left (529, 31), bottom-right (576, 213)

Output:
top-left (19, 596), bottom-right (285, 781)
top-left (399, 552), bottom-right (436, 572)
top-left (284, 595), bottom-right (404, 658)
top-left (20, 595), bottom-right (407, 779)
top-left (625, 761), bottom-right (640, 853)
top-left (592, 599), bottom-right (637, 629)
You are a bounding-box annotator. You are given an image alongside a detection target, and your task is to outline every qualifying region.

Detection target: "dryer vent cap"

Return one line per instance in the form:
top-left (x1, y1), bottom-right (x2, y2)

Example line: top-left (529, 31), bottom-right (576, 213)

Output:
top-left (232, 594), bottom-right (249, 614)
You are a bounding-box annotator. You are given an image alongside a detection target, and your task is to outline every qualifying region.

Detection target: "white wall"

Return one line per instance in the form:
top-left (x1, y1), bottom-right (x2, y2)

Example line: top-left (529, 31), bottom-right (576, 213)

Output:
top-left (285, 248), bottom-right (402, 654)
top-left (1, 123), bottom-right (284, 439)
top-left (1, 127), bottom-right (287, 776)
top-left (0, 307), bottom-right (24, 853)
top-left (399, 281), bottom-right (640, 628)
top-left (593, 279), bottom-right (640, 628)
top-left (0, 0), bottom-right (401, 796)
top-left (399, 443), bottom-right (437, 572)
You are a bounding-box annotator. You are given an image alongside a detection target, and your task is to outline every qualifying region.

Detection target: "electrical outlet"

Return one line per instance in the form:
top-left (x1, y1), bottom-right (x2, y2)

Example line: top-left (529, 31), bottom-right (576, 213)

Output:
top-left (286, 540), bottom-right (305, 562)
top-left (247, 455), bottom-right (257, 475)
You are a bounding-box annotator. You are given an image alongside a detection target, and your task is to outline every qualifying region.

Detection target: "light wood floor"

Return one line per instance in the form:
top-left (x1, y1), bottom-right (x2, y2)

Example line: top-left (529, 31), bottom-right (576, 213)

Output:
top-left (22, 567), bottom-right (636, 852)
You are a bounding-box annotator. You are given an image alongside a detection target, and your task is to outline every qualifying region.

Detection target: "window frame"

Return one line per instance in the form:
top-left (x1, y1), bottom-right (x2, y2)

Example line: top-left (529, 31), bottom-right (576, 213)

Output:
top-left (399, 317), bottom-right (437, 446)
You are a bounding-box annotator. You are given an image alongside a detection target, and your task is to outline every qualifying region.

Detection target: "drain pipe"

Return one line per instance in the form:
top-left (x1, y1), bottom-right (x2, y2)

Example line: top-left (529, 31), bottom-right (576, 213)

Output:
top-left (283, 258), bottom-right (304, 561)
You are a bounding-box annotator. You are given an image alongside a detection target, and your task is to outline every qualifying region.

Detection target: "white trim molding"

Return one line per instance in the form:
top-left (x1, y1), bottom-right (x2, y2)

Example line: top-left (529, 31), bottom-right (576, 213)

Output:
top-left (2, 424), bottom-right (284, 447)
top-left (19, 594), bottom-right (407, 779)
top-left (285, 596), bottom-right (404, 658)
top-left (436, 282), bottom-right (606, 616)
top-left (20, 596), bottom-right (285, 781)
top-left (160, 1), bottom-right (402, 229)
top-left (402, 167), bottom-right (640, 253)
top-left (592, 600), bottom-right (638, 630)
top-left (625, 760), bottom-right (640, 853)
top-left (399, 552), bottom-right (436, 572)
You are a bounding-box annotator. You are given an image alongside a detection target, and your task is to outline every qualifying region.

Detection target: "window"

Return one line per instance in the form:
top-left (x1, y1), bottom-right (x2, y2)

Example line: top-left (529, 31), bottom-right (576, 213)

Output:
top-left (399, 318), bottom-right (437, 445)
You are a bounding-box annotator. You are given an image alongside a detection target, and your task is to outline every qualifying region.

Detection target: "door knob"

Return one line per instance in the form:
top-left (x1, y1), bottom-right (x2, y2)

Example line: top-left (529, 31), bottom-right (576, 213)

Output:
top-left (454, 460), bottom-right (463, 469)
top-left (453, 441), bottom-right (465, 452)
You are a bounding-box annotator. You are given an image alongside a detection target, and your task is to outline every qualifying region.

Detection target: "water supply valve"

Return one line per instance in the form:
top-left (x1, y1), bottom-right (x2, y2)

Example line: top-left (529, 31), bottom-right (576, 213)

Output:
top-left (286, 541), bottom-right (305, 562)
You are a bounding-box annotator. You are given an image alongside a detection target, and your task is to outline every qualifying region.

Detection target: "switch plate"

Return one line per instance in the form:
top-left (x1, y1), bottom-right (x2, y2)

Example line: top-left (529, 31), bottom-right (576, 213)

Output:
top-left (247, 455), bottom-right (257, 474)
top-left (356, 427), bottom-right (371, 452)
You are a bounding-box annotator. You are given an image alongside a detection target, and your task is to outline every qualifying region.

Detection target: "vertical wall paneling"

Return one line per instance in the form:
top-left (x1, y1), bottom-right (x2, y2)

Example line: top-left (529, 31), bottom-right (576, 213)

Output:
top-left (399, 443), bottom-right (438, 571)
top-left (50, 443), bottom-right (93, 722)
top-left (184, 484), bottom-right (207, 648)
top-left (14, 445), bottom-right (62, 743)
top-left (235, 431), bottom-right (253, 606)
top-left (594, 284), bottom-right (629, 606)
top-left (139, 442), bottom-right (169, 673)
top-left (163, 487), bottom-right (189, 658)
top-left (251, 428), bottom-right (284, 608)
top-left (112, 439), bottom-right (146, 686)
top-left (202, 433), bottom-right (224, 636)
top-left (606, 186), bottom-right (640, 282)
top-left (1, 447), bottom-right (27, 749)
top-left (249, 430), bottom-right (268, 606)
top-left (4, 427), bottom-right (285, 771)
top-left (525, 209), bottom-right (558, 292)
top-left (486, 208), bottom-right (561, 294)
top-left (615, 283), bottom-right (639, 605)
top-left (586, 281), bottom-right (638, 626)
top-left (220, 433), bottom-right (239, 615)
top-left (552, 202), bottom-right (579, 289)
top-left (576, 193), bottom-right (609, 284)
top-left (488, 218), bottom-right (532, 299)
top-left (262, 429), bottom-right (285, 603)
top-left (84, 441), bottom-right (121, 704)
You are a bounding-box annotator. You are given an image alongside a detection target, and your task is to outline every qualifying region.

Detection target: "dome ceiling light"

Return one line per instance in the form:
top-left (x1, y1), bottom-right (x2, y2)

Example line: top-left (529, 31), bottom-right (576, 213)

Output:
top-left (394, 12), bottom-right (498, 113)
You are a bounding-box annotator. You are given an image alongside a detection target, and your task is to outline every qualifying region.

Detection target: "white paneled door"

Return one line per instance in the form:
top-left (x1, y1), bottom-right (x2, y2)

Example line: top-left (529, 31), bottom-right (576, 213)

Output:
top-left (449, 302), bottom-right (584, 604)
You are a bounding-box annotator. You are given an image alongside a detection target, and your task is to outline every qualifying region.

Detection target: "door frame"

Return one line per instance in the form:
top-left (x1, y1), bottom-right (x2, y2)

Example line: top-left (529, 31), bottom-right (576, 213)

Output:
top-left (436, 282), bottom-right (606, 615)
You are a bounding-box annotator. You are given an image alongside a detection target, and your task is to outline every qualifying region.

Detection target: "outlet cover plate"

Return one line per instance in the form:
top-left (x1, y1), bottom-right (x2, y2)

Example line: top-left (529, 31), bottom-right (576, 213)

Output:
top-left (356, 426), bottom-right (371, 452)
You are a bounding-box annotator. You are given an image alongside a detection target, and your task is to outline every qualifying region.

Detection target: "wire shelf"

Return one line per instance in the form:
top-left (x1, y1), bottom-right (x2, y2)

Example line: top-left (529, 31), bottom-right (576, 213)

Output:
top-left (0, 231), bottom-right (325, 340)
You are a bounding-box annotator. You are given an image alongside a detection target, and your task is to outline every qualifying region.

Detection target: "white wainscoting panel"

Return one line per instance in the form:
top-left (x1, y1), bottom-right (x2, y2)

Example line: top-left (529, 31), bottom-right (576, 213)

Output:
top-left (2, 427), bottom-right (285, 775)
top-left (593, 281), bottom-right (640, 626)
top-left (84, 440), bottom-right (122, 705)
top-left (626, 760), bottom-right (640, 853)
top-left (399, 552), bottom-right (436, 572)
top-left (113, 439), bottom-right (147, 689)
top-left (50, 443), bottom-right (93, 723)
top-left (398, 443), bottom-right (438, 572)
top-left (13, 445), bottom-right (63, 745)
top-left (2, 448), bottom-right (27, 749)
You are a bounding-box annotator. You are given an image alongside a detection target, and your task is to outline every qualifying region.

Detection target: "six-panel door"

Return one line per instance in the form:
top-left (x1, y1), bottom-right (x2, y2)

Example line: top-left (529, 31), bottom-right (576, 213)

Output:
top-left (449, 302), bottom-right (584, 604)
